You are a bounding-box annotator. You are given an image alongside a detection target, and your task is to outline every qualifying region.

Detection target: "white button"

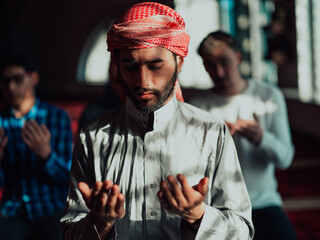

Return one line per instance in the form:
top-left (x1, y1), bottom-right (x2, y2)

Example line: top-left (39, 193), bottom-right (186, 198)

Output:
top-left (150, 211), bottom-right (157, 216)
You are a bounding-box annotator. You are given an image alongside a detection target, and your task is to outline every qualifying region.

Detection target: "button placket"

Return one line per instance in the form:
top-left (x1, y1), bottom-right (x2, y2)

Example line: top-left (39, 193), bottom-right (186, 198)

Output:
top-left (144, 131), bottom-right (161, 223)
top-left (150, 211), bottom-right (157, 217)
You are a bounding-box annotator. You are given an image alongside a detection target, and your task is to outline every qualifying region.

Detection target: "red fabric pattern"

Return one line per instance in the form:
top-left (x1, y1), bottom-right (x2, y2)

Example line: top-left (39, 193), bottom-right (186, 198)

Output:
top-left (107, 2), bottom-right (188, 102)
top-left (107, 2), bottom-right (190, 57)
top-left (174, 81), bottom-right (184, 102)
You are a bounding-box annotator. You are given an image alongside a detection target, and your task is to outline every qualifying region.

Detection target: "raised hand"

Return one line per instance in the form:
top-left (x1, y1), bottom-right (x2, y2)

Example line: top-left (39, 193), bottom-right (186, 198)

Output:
top-left (234, 113), bottom-right (263, 145)
top-left (21, 119), bottom-right (51, 160)
top-left (225, 121), bottom-right (237, 136)
top-left (157, 174), bottom-right (209, 224)
top-left (0, 128), bottom-right (8, 162)
top-left (78, 181), bottom-right (125, 237)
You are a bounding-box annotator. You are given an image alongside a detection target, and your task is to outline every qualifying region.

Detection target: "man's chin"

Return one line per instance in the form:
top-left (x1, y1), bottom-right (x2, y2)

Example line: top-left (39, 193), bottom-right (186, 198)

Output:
top-left (215, 82), bottom-right (231, 91)
top-left (134, 99), bottom-right (161, 113)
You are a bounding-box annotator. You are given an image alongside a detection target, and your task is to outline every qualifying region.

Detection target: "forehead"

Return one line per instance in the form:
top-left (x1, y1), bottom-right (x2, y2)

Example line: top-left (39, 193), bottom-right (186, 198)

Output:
top-left (119, 47), bottom-right (174, 62)
top-left (202, 40), bottom-right (236, 60)
top-left (2, 65), bottom-right (25, 76)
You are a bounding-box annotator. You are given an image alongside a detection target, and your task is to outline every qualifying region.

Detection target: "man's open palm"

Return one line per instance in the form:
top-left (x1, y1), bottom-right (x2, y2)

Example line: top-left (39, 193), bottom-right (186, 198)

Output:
top-left (157, 174), bottom-right (208, 224)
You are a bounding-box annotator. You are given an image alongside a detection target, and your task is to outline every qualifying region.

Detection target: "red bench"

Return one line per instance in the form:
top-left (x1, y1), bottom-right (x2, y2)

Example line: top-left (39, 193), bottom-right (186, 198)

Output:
top-left (51, 100), bottom-right (87, 141)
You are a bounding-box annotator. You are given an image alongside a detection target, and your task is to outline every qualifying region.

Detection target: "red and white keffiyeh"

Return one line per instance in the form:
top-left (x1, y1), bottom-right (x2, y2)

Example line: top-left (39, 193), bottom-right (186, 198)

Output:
top-left (107, 2), bottom-right (190, 57)
top-left (107, 2), bottom-right (188, 102)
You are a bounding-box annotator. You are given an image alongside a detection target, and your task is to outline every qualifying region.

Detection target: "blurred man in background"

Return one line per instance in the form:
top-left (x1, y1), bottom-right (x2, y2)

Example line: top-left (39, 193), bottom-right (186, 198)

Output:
top-left (189, 31), bottom-right (297, 240)
top-left (0, 50), bottom-right (73, 240)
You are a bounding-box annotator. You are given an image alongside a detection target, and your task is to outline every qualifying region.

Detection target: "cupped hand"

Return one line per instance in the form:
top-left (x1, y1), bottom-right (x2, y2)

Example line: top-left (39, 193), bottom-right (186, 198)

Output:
top-left (234, 113), bottom-right (263, 145)
top-left (78, 181), bottom-right (125, 237)
top-left (157, 174), bottom-right (208, 224)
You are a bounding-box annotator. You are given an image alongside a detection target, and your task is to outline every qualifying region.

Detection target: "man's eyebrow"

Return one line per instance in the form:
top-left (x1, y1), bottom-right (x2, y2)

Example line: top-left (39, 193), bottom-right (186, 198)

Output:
top-left (121, 58), bottom-right (136, 63)
top-left (146, 58), bottom-right (164, 63)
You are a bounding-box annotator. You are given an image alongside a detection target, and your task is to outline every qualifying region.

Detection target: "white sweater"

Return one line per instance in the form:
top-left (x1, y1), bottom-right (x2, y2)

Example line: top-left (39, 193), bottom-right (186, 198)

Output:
top-left (189, 80), bottom-right (294, 209)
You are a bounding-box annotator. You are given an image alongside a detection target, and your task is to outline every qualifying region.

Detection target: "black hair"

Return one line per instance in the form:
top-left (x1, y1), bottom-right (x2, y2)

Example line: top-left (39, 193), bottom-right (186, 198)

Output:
top-left (198, 30), bottom-right (238, 56)
top-left (0, 49), bottom-right (38, 74)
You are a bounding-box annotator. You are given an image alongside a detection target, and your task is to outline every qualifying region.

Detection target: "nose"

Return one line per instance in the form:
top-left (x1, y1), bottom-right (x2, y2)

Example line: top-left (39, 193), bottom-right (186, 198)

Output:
top-left (8, 81), bottom-right (17, 91)
top-left (137, 66), bottom-right (150, 88)
top-left (216, 64), bottom-right (225, 78)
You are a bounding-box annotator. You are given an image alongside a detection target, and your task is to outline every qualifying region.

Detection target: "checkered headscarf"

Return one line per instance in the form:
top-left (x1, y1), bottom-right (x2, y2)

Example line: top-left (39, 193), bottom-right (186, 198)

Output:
top-left (107, 2), bottom-right (190, 57)
top-left (107, 2), bottom-right (188, 102)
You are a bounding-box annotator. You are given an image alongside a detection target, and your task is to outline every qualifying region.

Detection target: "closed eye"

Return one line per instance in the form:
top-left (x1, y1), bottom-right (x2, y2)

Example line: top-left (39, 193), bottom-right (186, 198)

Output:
top-left (122, 63), bottom-right (139, 71)
top-left (148, 64), bottom-right (163, 70)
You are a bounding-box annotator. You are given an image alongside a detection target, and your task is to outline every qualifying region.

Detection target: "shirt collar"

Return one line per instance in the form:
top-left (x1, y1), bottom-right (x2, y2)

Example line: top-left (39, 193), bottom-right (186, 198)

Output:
top-left (9, 98), bottom-right (39, 119)
top-left (125, 94), bottom-right (178, 130)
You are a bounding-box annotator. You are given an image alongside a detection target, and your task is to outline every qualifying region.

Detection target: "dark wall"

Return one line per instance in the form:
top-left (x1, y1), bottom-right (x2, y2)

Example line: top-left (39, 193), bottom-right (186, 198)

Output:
top-left (0, 0), bottom-right (174, 100)
top-left (2, 0), bottom-right (320, 140)
top-left (286, 99), bottom-right (320, 139)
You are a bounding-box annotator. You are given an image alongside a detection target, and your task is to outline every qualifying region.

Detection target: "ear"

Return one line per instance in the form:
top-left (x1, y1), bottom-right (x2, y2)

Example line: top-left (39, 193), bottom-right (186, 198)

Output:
top-left (236, 51), bottom-right (242, 65)
top-left (176, 56), bottom-right (184, 73)
top-left (30, 72), bottom-right (39, 86)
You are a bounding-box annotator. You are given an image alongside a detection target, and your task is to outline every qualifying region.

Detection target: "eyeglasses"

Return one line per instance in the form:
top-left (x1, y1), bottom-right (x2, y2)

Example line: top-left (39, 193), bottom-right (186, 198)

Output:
top-left (1, 73), bottom-right (25, 86)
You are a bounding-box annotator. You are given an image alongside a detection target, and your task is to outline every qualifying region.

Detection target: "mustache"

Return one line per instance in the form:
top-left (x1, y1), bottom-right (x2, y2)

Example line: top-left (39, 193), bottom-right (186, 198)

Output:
top-left (133, 87), bottom-right (160, 94)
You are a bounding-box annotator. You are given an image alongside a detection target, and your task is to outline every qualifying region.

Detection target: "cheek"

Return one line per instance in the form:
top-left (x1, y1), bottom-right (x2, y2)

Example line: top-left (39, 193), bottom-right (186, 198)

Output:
top-left (158, 68), bottom-right (175, 81)
top-left (118, 69), bottom-right (135, 87)
top-left (203, 63), bottom-right (217, 77)
top-left (223, 65), bottom-right (234, 76)
top-left (19, 84), bottom-right (34, 96)
top-left (158, 68), bottom-right (178, 90)
top-left (207, 69), bottom-right (218, 79)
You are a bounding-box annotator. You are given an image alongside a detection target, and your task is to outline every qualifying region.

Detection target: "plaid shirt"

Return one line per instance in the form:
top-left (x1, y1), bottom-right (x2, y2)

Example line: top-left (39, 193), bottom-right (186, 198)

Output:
top-left (0, 98), bottom-right (72, 219)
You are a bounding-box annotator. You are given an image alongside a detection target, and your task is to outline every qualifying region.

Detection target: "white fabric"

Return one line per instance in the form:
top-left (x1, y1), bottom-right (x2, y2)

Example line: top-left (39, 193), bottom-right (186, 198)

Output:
top-left (61, 95), bottom-right (253, 240)
top-left (188, 80), bottom-right (294, 209)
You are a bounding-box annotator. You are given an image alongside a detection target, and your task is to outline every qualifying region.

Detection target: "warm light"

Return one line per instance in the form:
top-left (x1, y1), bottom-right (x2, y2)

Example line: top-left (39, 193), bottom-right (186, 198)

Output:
top-left (84, 32), bottom-right (110, 84)
top-left (175, 0), bottom-right (220, 89)
top-left (312, 0), bottom-right (320, 103)
top-left (249, 0), bottom-right (262, 80)
top-left (295, 0), bottom-right (313, 102)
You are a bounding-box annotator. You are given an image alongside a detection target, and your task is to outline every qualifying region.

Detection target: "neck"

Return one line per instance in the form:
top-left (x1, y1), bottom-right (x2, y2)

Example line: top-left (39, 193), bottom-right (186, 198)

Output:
top-left (147, 112), bottom-right (154, 131)
top-left (12, 97), bottom-right (36, 118)
top-left (214, 76), bottom-right (247, 96)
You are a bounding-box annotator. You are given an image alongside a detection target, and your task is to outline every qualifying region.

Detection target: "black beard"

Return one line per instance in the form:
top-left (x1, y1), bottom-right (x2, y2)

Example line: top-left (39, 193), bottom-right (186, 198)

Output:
top-left (119, 64), bottom-right (178, 113)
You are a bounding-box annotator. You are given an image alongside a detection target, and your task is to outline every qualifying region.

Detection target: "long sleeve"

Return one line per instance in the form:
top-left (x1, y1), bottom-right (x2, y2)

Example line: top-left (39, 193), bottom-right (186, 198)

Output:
top-left (0, 101), bottom-right (73, 219)
top-left (43, 110), bottom-right (73, 184)
top-left (257, 88), bottom-right (294, 169)
top-left (187, 81), bottom-right (293, 209)
top-left (61, 99), bottom-right (254, 239)
top-left (61, 133), bottom-right (118, 240)
top-left (196, 126), bottom-right (254, 240)
top-left (61, 133), bottom-right (107, 240)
